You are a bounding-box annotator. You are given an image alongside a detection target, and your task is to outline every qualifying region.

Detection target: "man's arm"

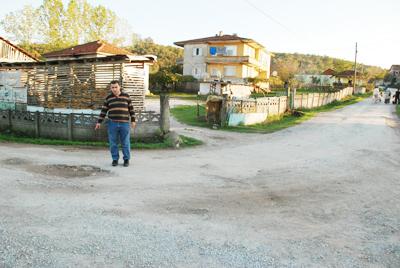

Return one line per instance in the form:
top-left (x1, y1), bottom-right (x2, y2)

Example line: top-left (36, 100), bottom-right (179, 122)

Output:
top-left (128, 98), bottom-right (136, 127)
top-left (95, 100), bottom-right (109, 130)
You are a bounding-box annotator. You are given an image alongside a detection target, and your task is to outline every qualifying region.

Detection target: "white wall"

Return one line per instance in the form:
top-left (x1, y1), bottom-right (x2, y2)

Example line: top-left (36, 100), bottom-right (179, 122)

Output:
top-left (199, 82), bottom-right (252, 98)
top-left (182, 44), bottom-right (208, 79)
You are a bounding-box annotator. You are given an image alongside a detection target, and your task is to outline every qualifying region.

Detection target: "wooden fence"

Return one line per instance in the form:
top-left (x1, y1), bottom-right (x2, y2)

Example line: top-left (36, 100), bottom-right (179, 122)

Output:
top-left (293, 87), bottom-right (353, 109)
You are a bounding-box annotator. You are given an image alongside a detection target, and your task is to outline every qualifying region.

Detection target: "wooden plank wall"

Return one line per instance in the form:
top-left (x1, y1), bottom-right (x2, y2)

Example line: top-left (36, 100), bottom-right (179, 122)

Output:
top-left (1, 61), bottom-right (146, 111)
top-left (0, 39), bottom-right (35, 62)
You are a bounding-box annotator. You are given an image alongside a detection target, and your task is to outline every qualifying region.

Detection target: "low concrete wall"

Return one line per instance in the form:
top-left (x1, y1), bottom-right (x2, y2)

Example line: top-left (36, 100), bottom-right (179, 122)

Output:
top-left (226, 96), bottom-right (288, 126)
top-left (228, 113), bottom-right (268, 126)
top-left (0, 109), bottom-right (162, 141)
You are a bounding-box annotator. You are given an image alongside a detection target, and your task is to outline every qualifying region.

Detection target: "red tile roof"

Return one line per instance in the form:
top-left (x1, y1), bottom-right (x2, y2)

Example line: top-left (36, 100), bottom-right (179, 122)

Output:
top-left (43, 40), bottom-right (133, 58)
top-left (322, 68), bottom-right (336, 75)
top-left (174, 34), bottom-right (264, 48)
top-left (0, 36), bottom-right (40, 62)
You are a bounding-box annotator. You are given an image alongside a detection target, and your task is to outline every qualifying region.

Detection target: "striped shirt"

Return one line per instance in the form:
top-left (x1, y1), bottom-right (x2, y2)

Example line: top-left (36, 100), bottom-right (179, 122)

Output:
top-left (97, 92), bottom-right (136, 123)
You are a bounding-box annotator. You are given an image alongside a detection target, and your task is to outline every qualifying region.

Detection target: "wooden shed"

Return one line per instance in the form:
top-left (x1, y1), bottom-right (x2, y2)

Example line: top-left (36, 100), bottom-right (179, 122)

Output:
top-left (0, 55), bottom-right (155, 112)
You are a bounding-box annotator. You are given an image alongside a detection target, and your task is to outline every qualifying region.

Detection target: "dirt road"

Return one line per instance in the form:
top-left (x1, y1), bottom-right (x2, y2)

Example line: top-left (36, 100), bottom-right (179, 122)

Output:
top-left (1, 99), bottom-right (399, 267)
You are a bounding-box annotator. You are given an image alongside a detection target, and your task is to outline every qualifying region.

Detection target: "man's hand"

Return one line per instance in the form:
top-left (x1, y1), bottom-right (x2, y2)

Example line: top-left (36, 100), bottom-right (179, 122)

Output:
top-left (95, 123), bottom-right (101, 130)
top-left (131, 122), bottom-right (136, 129)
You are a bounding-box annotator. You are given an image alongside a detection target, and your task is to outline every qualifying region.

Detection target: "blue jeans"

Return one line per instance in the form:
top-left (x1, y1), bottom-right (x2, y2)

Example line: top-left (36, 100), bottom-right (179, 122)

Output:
top-left (107, 121), bottom-right (131, 161)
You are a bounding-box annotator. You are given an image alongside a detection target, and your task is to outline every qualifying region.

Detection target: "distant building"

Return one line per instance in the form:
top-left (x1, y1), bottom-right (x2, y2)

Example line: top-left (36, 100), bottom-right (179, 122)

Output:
top-left (388, 65), bottom-right (400, 84)
top-left (174, 32), bottom-right (271, 84)
top-left (0, 36), bottom-right (39, 63)
top-left (322, 69), bottom-right (336, 76)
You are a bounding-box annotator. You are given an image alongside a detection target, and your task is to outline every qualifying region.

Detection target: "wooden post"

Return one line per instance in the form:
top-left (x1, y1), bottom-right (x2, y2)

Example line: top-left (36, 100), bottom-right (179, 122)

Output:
top-left (160, 92), bottom-right (170, 134)
top-left (220, 96), bottom-right (227, 127)
top-left (67, 113), bottom-right (73, 141)
top-left (35, 111), bottom-right (40, 137)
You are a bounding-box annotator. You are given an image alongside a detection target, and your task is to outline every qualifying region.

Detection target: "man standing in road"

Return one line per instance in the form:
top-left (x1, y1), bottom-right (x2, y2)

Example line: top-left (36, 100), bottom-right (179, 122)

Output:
top-left (95, 80), bottom-right (136, 167)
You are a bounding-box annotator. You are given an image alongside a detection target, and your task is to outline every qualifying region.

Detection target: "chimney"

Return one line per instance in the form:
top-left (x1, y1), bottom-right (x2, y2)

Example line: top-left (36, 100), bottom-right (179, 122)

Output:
top-left (218, 31), bottom-right (223, 36)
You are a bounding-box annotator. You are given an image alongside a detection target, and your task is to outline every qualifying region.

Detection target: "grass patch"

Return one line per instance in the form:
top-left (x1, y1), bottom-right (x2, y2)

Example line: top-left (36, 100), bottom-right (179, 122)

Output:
top-left (171, 93), bottom-right (371, 134)
top-left (0, 132), bottom-right (202, 149)
top-left (396, 105), bottom-right (400, 118)
top-left (171, 105), bottom-right (208, 128)
top-left (250, 92), bottom-right (286, 98)
top-left (179, 135), bottom-right (203, 147)
top-left (147, 92), bottom-right (207, 101)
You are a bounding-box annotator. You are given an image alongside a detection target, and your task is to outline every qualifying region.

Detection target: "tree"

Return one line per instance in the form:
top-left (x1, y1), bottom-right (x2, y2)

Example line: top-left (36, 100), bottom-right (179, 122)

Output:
top-left (64, 0), bottom-right (91, 45)
top-left (150, 68), bottom-right (182, 92)
top-left (1, 0), bottom-right (133, 53)
top-left (87, 5), bottom-right (116, 42)
top-left (40, 0), bottom-right (67, 49)
top-left (0, 5), bottom-right (40, 45)
top-left (128, 38), bottom-right (183, 73)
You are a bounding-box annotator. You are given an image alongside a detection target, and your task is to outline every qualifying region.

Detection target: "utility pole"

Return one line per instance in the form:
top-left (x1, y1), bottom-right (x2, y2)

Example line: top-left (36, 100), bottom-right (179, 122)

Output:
top-left (353, 42), bottom-right (358, 92)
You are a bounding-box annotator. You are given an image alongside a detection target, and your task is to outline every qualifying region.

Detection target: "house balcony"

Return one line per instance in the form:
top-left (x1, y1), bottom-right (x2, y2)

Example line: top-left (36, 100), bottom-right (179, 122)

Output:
top-left (205, 56), bottom-right (268, 70)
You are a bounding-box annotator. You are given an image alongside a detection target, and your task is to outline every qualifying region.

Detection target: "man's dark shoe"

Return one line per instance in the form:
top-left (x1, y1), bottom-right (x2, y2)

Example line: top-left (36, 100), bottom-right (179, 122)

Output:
top-left (112, 160), bottom-right (118, 166)
top-left (123, 160), bottom-right (129, 167)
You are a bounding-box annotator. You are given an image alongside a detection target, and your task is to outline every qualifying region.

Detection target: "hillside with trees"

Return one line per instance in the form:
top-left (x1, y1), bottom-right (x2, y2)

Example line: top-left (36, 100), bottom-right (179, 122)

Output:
top-left (271, 52), bottom-right (387, 82)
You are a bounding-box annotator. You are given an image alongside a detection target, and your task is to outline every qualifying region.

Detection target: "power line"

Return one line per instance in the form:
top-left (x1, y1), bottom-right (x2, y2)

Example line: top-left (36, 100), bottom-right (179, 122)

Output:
top-left (242, 0), bottom-right (294, 33)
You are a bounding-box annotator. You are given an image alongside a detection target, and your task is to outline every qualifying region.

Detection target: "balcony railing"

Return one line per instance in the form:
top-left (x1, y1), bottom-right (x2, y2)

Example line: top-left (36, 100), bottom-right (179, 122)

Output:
top-left (205, 56), bottom-right (268, 70)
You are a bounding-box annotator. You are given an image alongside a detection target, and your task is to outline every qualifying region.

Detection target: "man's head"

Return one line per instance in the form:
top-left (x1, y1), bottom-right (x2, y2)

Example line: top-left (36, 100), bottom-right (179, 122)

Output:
top-left (110, 80), bottom-right (121, 96)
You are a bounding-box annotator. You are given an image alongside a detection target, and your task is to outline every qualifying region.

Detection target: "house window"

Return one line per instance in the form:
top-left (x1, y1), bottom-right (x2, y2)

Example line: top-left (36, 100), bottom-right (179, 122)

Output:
top-left (244, 45), bottom-right (255, 58)
top-left (193, 47), bottom-right (202, 56)
top-left (216, 47), bottom-right (227, 56)
top-left (224, 66), bottom-right (236, 77)
top-left (193, 67), bottom-right (201, 77)
top-left (211, 68), bottom-right (220, 77)
top-left (225, 45), bottom-right (237, 56)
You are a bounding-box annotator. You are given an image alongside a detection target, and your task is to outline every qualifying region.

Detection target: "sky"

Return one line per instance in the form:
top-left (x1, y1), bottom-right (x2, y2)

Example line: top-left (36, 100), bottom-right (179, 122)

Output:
top-left (1, 0), bottom-right (399, 69)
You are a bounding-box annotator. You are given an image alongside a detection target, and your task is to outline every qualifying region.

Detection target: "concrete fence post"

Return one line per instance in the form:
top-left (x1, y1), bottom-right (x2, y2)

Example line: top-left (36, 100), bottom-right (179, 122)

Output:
top-left (277, 97), bottom-right (281, 114)
top-left (318, 93), bottom-right (322, 107)
top-left (160, 92), bottom-right (170, 134)
top-left (35, 111), bottom-right (40, 137)
top-left (67, 113), bottom-right (73, 141)
top-left (290, 88), bottom-right (296, 110)
top-left (8, 109), bottom-right (12, 131)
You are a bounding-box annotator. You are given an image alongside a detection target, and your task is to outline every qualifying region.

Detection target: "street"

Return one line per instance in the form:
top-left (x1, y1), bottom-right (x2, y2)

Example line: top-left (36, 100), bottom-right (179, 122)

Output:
top-left (1, 99), bottom-right (399, 267)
